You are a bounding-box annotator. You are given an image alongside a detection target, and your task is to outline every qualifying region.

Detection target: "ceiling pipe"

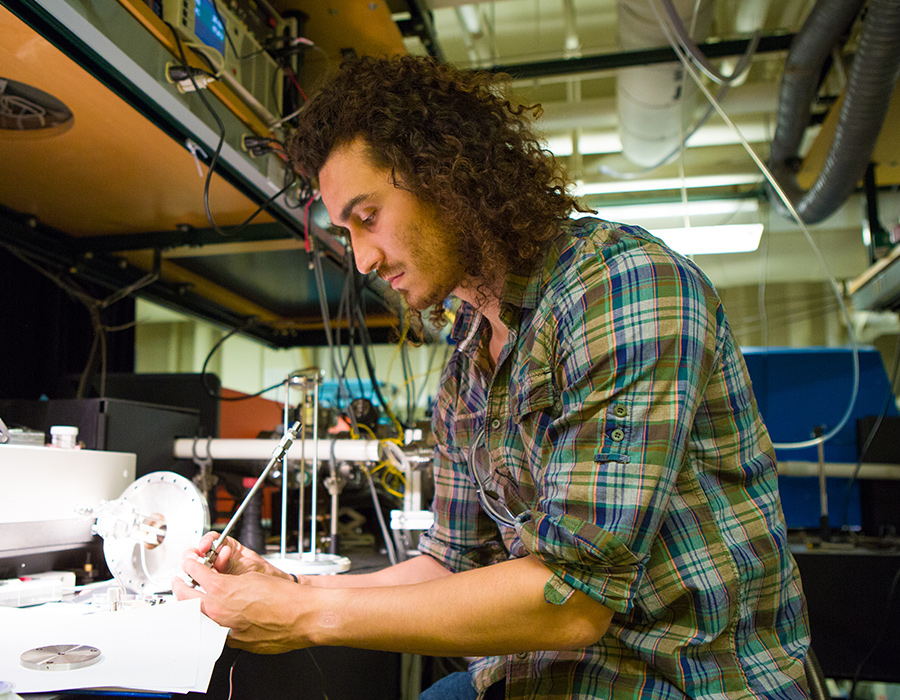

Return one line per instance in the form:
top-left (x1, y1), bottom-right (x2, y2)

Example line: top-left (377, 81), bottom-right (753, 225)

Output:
top-left (615, 0), bottom-right (715, 167)
top-left (734, 0), bottom-right (774, 33)
top-left (767, 0), bottom-right (900, 224)
top-left (562, 0), bottom-right (582, 56)
top-left (539, 83), bottom-right (779, 133)
top-left (455, 4), bottom-right (492, 67)
top-left (719, 0), bottom-right (773, 87)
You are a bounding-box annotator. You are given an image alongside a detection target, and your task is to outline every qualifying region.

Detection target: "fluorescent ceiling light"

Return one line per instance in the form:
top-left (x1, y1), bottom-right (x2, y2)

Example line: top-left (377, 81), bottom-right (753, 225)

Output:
top-left (545, 135), bottom-right (574, 157)
top-left (682, 123), bottom-right (772, 149)
top-left (575, 173), bottom-right (763, 196)
top-left (457, 5), bottom-right (482, 35)
top-left (590, 198), bottom-right (758, 222)
top-left (577, 132), bottom-right (622, 155)
top-left (545, 123), bottom-right (775, 158)
top-left (652, 223), bottom-right (764, 256)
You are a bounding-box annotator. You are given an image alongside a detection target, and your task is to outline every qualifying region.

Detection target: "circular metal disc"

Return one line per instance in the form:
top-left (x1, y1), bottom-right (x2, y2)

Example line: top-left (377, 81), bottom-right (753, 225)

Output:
top-left (104, 472), bottom-right (209, 594)
top-left (20, 644), bottom-right (102, 671)
top-left (265, 552), bottom-right (351, 576)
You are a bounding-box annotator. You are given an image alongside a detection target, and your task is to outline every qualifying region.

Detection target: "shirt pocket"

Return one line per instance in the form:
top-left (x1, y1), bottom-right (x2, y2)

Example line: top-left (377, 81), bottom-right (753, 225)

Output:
top-left (444, 408), bottom-right (482, 463)
top-left (511, 367), bottom-right (557, 423)
top-left (508, 367), bottom-right (558, 472)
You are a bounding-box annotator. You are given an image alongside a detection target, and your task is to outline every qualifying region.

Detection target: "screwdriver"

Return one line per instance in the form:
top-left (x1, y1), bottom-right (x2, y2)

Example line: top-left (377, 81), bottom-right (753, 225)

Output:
top-left (189, 421), bottom-right (301, 584)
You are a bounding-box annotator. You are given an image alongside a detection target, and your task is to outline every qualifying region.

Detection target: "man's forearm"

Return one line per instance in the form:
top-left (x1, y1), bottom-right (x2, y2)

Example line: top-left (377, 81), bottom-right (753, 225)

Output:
top-left (302, 553), bottom-right (453, 589)
top-left (303, 554), bottom-right (613, 657)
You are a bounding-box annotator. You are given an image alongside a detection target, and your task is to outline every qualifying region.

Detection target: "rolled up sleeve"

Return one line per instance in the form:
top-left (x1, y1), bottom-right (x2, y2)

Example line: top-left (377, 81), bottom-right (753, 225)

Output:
top-left (504, 234), bottom-right (722, 613)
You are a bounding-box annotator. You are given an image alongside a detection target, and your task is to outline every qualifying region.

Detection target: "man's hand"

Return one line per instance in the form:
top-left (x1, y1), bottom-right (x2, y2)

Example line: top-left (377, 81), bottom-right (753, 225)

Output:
top-left (172, 547), bottom-right (612, 658)
top-left (187, 532), bottom-right (290, 579)
top-left (173, 553), bottom-right (322, 654)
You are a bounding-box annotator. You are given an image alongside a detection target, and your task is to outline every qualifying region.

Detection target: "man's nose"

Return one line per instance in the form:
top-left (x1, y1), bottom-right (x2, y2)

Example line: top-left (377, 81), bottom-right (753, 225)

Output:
top-left (350, 234), bottom-right (382, 275)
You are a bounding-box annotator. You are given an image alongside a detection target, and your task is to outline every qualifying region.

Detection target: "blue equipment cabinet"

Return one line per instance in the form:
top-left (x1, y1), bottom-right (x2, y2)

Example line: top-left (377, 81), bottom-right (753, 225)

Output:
top-left (741, 346), bottom-right (899, 531)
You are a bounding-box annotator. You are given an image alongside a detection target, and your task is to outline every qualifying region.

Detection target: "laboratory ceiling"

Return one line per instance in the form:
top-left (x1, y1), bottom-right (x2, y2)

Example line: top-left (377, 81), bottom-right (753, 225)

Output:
top-left (1, 0), bottom-right (898, 345)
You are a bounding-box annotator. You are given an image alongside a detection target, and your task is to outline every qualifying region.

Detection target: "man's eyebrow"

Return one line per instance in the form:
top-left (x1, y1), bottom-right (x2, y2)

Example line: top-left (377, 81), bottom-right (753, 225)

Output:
top-left (339, 193), bottom-right (374, 224)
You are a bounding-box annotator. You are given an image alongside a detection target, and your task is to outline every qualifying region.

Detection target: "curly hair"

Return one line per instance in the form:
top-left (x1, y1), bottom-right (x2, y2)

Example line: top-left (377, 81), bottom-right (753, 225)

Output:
top-left (287, 55), bottom-right (584, 304)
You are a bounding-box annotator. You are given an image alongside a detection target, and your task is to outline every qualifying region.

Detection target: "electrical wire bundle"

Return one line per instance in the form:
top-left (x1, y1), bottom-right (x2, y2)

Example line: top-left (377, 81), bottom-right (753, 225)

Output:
top-left (599, 0), bottom-right (761, 180)
top-left (163, 0), bottom-right (437, 563)
top-left (163, 22), bottom-right (307, 239)
top-left (161, 0), bottom-right (326, 240)
top-left (309, 225), bottom-right (455, 563)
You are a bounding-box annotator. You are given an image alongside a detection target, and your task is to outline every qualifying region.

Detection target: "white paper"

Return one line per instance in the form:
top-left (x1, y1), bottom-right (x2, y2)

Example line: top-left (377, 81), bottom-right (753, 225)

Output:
top-left (0, 598), bottom-right (228, 695)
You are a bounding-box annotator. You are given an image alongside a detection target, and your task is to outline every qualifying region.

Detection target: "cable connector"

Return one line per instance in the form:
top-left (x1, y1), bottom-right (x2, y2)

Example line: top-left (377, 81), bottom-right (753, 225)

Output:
top-left (165, 63), bottom-right (217, 93)
top-left (241, 134), bottom-right (276, 158)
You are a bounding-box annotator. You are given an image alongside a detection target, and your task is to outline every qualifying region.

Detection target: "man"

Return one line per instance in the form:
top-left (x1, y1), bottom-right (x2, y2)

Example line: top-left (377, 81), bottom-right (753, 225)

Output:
top-left (175, 55), bottom-right (810, 699)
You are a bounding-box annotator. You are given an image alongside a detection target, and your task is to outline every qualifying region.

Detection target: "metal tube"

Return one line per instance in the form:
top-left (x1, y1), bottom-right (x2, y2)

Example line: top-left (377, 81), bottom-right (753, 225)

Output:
top-left (309, 375), bottom-right (320, 556)
top-left (298, 389), bottom-right (306, 555)
top-left (173, 437), bottom-right (380, 462)
top-left (198, 422), bottom-right (300, 573)
top-left (280, 388), bottom-right (289, 560)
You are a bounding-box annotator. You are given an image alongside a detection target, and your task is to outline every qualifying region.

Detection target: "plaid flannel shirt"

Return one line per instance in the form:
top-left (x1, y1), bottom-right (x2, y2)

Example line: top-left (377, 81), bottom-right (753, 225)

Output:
top-left (418, 217), bottom-right (810, 699)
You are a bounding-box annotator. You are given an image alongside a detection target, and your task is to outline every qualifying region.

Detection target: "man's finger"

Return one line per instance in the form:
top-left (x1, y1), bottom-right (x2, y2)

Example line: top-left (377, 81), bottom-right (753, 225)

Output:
top-left (171, 573), bottom-right (203, 600)
top-left (213, 543), bottom-right (236, 571)
top-left (181, 554), bottom-right (217, 589)
top-left (197, 531), bottom-right (219, 554)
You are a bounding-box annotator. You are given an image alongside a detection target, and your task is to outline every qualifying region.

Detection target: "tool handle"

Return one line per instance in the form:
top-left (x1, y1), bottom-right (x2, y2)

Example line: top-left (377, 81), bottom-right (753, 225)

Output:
top-left (188, 421), bottom-right (301, 586)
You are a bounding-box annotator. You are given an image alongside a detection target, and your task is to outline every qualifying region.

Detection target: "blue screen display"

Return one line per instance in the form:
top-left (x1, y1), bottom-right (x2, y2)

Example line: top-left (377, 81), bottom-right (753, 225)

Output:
top-left (193, 0), bottom-right (226, 56)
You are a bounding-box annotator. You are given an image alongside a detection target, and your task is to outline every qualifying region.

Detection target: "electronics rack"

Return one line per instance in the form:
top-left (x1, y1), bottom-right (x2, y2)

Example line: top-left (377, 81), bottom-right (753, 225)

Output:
top-left (159, 0), bottom-right (293, 126)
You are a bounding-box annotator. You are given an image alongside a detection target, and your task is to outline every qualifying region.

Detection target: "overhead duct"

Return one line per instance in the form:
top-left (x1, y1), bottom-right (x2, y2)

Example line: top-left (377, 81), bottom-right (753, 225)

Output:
top-left (615, 0), bottom-right (714, 167)
top-left (767, 0), bottom-right (900, 224)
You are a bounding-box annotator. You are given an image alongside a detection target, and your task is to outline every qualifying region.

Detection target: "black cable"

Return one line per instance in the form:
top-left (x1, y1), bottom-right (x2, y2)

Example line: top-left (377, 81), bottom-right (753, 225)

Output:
top-left (848, 564), bottom-right (900, 700)
top-left (225, 648), bottom-right (241, 700)
top-left (167, 24), bottom-right (227, 221)
top-left (841, 334), bottom-right (900, 530)
top-left (333, 272), bottom-right (354, 392)
top-left (343, 261), bottom-right (367, 397)
top-left (345, 260), bottom-right (390, 415)
top-left (347, 261), bottom-right (408, 433)
top-left (309, 236), bottom-right (362, 438)
top-left (334, 266), bottom-right (354, 400)
top-left (165, 23), bottom-right (298, 238)
top-left (401, 341), bottom-right (415, 426)
top-left (303, 649), bottom-right (331, 700)
top-left (199, 318), bottom-right (284, 401)
top-left (283, 173), bottom-right (315, 209)
top-left (414, 341), bottom-right (445, 418)
top-left (331, 264), bottom-right (367, 420)
top-left (176, 51), bottom-right (220, 80)
top-left (354, 303), bottom-right (393, 416)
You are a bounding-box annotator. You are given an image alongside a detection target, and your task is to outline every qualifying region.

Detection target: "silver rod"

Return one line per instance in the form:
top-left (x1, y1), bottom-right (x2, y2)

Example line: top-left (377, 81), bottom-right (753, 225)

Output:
top-left (817, 439), bottom-right (828, 518)
top-left (298, 388), bottom-right (307, 553)
top-left (309, 377), bottom-right (320, 557)
top-left (280, 387), bottom-right (289, 559)
top-left (330, 460), bottom-right (339, 542)
top-left (202, 422), bottom-right (300, 568)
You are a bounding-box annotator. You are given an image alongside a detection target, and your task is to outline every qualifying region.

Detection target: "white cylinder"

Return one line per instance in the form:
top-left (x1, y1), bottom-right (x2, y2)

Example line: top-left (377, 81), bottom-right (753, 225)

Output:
top-left (173, 438), bottom-right (381, 463)
top-left (50, 425), bottom-right (79, 449)
top-left (615, 0), bottom-right (714, 166)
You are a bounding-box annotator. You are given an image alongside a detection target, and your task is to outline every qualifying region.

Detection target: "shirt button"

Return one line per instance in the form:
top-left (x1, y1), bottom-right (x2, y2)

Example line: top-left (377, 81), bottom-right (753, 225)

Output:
top-left (611, 428), bottom-right (625, 442)
top-left (491, 418), bottom-right (501, 430)
top-left (515, 651), bottom-right (528, 659)
top-left (614, 405), bottom-right (627, 417)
